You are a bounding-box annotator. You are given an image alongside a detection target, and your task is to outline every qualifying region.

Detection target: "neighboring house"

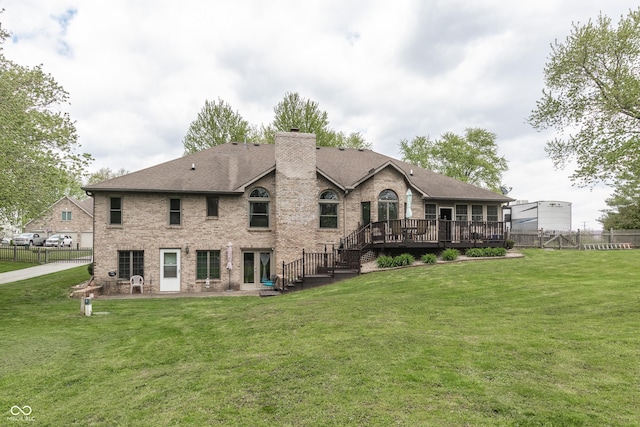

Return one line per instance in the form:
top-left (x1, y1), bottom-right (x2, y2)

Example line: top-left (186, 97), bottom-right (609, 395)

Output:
top-left (84, 131), bottom-right (513, 293)
top-left (24, 196), bottom-right (94, 248)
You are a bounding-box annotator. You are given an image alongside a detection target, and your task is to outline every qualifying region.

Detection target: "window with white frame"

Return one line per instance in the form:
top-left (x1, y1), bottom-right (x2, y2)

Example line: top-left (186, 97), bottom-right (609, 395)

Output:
top-left (249, 187), bottom-right (270, 228)
top-left (455, 204), bottom-right (468, 221)
top-left (425, 203), bottom-right (437, 220)
top-left (487, 206), bottom-right (499, 222)
top-left (319, 190), bottom-right (339, 228)
top-left (378, 189), bottom-right (398, 221)
top-left (62, 211), bottom-right (72, 221)
top-left (472, 205), bottom-right (483, 222)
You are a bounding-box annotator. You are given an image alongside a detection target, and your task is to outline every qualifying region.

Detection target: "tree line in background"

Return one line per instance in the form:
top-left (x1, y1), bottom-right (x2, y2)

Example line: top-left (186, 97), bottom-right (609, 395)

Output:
top-left (529, 7), bottom-right (640, 228)
top-left (184, 94), bottom-right (509, 193)
top-left (2, 7), bottom-right (640, 229)
top-left (182, 92), bottom-right (371, 154)
top-left (398, 128), bottom-right (508, 193)
top-left (0, 17), bottom-right (90, 227)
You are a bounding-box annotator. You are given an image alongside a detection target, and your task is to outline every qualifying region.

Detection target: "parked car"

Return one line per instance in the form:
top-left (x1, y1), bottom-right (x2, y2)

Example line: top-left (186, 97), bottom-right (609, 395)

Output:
top-left (45, 234), bottom-right (73, 247)
top-left (1, 236), bottom-right (13, 245)
top-left (14, 233), bottom-right (47, 246)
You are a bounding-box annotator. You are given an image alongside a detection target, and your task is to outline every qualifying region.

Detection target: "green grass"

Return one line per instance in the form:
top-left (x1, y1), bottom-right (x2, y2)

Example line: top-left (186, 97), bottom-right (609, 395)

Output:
top-left (1, 249), bottom-right (639, 426)
top-left (0, 261), bottom-right (38, 273)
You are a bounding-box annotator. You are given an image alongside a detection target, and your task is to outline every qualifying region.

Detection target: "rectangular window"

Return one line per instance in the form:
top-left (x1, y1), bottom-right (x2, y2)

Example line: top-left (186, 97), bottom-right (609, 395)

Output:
top-left (319, 203), bottom-right (338, 228)
top-left (169, 198), bottom-right (181, 225)
top-left (472, 205), bottom-right (483, 222)
top-left (163, 252), bottom-right (178, 278)
top-left (249, 202), bottom-right (269, 228)
top-left (455, 204), bottom-right (468, 221)
top-left (487, 206), bottom-right (499, 222)
top-left (118, 250), bottom-right (144, 279)
top-left (196, 250), bottom-right (221, 280)
top-left (110, 197), bottom-right (122, 225)
top-left (206, 196), bottom-right (219, 217)
top-left (424, 203), bottom-right (437, 220)
top-left (62, 211), bottom-right (72, 221)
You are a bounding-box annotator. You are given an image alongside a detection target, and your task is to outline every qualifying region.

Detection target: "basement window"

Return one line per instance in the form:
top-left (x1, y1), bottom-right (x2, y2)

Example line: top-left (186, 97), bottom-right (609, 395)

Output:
top-left (196, 250), bottom-right (221, 280)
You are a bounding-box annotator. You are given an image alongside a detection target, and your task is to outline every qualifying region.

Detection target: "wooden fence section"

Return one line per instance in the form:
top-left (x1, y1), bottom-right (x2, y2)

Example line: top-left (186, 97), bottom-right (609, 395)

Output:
top-left (508, 229), bottom-right (640, 249)
top-left (0, 246), bottom-right (93, 264)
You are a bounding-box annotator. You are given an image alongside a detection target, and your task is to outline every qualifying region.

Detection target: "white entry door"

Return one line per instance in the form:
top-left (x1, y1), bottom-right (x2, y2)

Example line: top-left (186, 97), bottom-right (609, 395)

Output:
top-left (160, 249), bottom-right (181, 292)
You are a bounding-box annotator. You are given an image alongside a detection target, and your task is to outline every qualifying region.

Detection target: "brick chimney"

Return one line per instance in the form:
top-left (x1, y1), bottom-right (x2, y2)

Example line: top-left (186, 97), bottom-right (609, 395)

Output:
top-left (274, 131), bottom-right (317, 268)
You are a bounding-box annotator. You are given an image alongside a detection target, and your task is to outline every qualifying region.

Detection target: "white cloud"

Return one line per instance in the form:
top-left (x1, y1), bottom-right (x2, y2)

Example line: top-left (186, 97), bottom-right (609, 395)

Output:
top-left (2, 0), bottom-right (637, 230)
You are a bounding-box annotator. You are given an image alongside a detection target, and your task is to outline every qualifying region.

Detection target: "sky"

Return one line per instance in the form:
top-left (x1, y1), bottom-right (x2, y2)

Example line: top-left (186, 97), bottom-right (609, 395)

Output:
top-left (2, 0), bottom-right (638, 231)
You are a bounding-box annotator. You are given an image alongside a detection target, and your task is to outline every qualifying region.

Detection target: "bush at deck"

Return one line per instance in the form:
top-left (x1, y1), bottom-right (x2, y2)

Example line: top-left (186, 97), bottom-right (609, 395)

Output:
top-left (441, 249), bottom-right (460, 261)
top-left (376, 253), bottom-right (415, 268)
top-left (421, 253), bottom-right (437, 264)
top-left (465, 247), bottom-right (507, 257)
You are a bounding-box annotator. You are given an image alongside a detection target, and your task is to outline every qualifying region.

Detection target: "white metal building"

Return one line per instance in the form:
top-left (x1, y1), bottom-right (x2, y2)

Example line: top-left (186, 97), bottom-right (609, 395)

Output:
top-left (505, 201), bottom-right (572, 232)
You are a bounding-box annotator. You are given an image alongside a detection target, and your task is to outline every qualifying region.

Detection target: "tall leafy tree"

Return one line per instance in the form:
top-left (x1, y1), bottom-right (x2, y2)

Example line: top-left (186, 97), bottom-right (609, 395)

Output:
top-left (528, 8), bottom-right (640, 186)
top-left (182, 98), bottom-right (255, 154)
top-left (598, 174), bottom-right (640, 229)
top-left (399, 128), bottom-right (508, 192)
top-left (86, 167), bottom-right (129, 185)
top-left (267, 92), bottom-right (333, 145)
top-left (332, 131), bottom-right (371, 149)
top-left (261, 92), bottom-right (371, 149)
top-left (0, 19), bottom-right (91, 226)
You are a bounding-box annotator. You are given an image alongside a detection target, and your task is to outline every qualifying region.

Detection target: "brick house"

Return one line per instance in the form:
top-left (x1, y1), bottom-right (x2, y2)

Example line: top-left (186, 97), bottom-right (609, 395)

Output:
top-left (84, 131), bottom-right (512, 293)
top-left (24, 196), bottom-right (94, 248)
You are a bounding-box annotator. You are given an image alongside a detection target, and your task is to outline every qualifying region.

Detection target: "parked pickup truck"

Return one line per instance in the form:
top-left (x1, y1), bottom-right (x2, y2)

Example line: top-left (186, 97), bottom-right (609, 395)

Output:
top-left (13, 233), bottom-right (47, 246)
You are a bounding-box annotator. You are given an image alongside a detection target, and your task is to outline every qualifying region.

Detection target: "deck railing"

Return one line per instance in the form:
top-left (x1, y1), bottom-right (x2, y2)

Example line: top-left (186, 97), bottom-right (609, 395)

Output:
top-left (343, 219), bottom-right (506, 249)
top-left (281, 247), bottom-right (360, 290)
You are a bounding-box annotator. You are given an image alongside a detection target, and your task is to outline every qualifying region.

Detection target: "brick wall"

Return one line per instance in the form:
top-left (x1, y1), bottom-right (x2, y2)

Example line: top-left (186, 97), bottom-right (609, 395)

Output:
top-left (274, 131), bottom-right (318, 270)
top-left (91, 132), bottom-right (424, 294)
top-left (93, 175), bottom-right (278, 293)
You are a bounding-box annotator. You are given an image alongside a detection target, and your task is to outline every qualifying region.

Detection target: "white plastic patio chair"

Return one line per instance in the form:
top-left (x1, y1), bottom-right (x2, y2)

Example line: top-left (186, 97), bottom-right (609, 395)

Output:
top-left (130, 275), bottom-right (144, 294)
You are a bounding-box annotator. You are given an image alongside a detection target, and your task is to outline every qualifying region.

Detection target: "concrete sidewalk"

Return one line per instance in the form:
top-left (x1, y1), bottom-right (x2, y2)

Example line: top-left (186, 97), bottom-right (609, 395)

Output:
top-left (0, 262), bottom-right (90, 285)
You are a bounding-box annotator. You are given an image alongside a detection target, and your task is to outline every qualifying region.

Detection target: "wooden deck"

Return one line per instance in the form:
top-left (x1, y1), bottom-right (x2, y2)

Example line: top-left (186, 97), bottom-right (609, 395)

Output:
top-left (343, 219), bottom-right (507, 251)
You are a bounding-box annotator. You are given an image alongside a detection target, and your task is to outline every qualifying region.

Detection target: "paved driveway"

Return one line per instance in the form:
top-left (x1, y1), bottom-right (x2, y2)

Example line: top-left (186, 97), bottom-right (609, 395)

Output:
top-left (0, 262), bottom-right (90, 285)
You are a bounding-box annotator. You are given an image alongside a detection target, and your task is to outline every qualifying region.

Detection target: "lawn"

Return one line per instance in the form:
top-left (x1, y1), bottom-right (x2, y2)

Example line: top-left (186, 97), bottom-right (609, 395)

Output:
top-left (0, 249), bottom-right (638, 426)
top-left (0, 260), bottom-right (38, 273)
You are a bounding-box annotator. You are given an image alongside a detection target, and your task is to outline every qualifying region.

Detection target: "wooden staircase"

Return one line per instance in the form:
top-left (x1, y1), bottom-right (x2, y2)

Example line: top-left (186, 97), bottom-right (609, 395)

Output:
top-left (280, 247), bottom-right (361, 294)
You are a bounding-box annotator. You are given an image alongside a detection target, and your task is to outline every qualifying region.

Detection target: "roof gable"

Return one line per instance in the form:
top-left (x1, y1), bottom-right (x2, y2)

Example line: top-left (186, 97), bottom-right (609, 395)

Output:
top-left (84, 142), bottom-right (512, 203)
top-left (23, 196), bottom-right (93, 228)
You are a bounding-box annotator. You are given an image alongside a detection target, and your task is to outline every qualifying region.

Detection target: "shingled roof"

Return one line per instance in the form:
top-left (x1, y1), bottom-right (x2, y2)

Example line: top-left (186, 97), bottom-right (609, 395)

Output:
top-left (83, 142), bottom-right (512, 202)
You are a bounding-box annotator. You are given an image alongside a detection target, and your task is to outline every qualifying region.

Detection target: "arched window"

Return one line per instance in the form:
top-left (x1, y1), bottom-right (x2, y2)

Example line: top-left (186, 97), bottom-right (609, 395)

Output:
top-left (249, 187), bottom-right (270, 228)
top-left (319, 190), bottom-right (339, 228)
top-left (378, 189), bottom-right (398, 221)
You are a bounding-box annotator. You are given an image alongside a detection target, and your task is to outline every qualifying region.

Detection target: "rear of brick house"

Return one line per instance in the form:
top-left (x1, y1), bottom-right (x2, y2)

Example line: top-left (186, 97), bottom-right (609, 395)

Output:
top-left (84, 131), bottom-right (512, 293)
